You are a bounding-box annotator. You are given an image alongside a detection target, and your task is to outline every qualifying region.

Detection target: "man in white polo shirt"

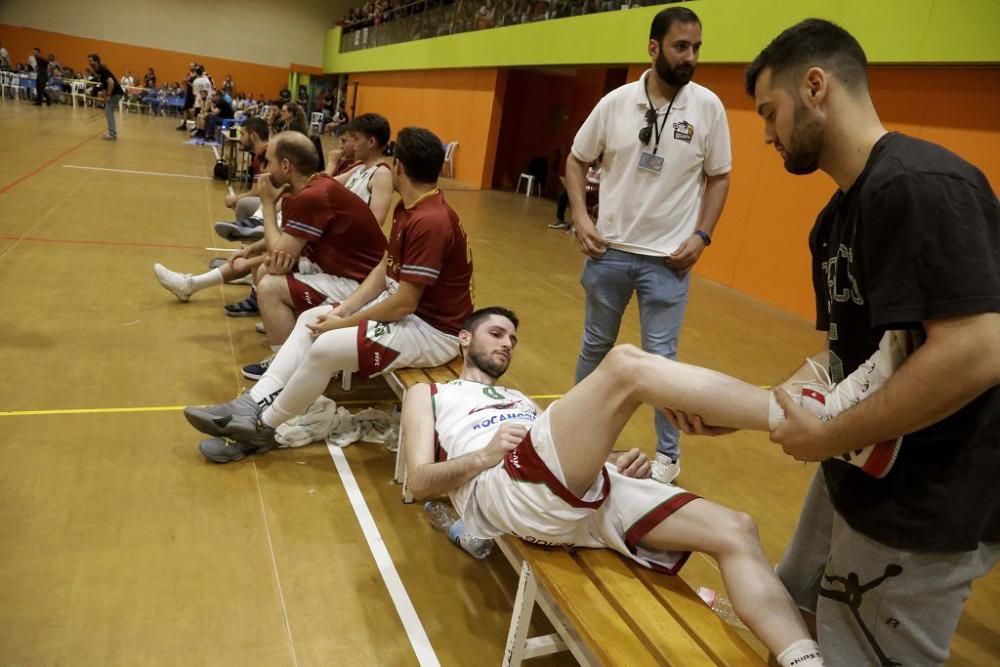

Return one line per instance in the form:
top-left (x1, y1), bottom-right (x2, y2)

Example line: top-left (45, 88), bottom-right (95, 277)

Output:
top-left (565, 6), bottom-right (731, 483)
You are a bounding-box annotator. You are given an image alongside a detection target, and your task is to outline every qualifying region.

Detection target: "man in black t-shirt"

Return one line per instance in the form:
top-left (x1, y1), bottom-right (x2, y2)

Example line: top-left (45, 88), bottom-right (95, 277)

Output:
top-left (32, 48), bottom-right (51, 106)
top-left (88, 53), bottom-right (123, 140)
top-left (740, 19), bottom-right (999, 666)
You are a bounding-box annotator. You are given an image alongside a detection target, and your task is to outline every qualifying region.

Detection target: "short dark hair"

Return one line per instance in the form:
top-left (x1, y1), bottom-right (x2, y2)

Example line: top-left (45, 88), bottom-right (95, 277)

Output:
top-left (347, 113), bottom-right (391, 148)
top-left (463, 307), bottom-right (519, 333)
top-left (394, 127), bottom-right (445, 185)
top-left (649, 6), bottom-right (700, 42)
top-left (244, 117), bottom-right (269, 140)
top-left (88, 53), bottom-right (101, 64)
top-left (745, 19), bottom-right (869, 97)
top-left (195, 66), bottom-right (204, 75)
top-left (271, 131), bottom-right (319, 175)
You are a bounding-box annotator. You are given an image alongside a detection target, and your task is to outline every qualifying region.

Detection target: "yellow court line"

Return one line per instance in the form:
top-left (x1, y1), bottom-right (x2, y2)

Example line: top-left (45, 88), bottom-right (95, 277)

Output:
top-left (0, 394), bottom-right (567, 417)
top-left (0, 405), bottom-right (188, 417)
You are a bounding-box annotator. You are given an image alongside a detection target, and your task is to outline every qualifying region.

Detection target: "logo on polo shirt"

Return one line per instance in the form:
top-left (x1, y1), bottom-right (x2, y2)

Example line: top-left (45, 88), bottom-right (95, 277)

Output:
top-left (673, 120), bottom-right (694, 143)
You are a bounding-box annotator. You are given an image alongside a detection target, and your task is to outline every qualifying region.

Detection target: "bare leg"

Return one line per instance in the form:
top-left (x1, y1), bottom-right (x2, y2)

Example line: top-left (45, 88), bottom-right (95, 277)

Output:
top-left (257, 273), bottom-right (298, 347)
top-left (638, 498), bottom-right (812, 657)
top-left (548, 344), bottom-right (770, 496)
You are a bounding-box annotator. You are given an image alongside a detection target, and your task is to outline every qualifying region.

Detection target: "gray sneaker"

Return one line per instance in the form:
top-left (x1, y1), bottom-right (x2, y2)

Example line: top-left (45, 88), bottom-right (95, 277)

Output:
top-left (214, 221), bottom-right (264, 242)
top-left (224, 414), bottom-right (278, 450)
top-left (184, 393), bottom-right (261, 437)
top-left (198, 436), bottom-right (272, 463)
top-left (208, 257), bottom-right (227, 270)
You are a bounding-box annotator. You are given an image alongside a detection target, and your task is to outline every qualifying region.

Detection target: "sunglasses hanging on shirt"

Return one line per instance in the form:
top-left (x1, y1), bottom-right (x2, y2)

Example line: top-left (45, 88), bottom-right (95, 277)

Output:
top-left (638, 72), bottom-right (680, 173)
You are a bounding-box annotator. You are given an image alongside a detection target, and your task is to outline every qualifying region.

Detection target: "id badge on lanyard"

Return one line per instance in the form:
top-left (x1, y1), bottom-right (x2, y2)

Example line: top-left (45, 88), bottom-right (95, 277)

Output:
top-left (638, 152), bottom-right (664, 173)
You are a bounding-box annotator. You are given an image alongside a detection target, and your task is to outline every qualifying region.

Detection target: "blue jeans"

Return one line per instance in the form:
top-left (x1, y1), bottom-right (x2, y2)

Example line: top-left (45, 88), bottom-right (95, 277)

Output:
top-left (575, 248), bottom-right (690, 460)
top-left (105, 94), bottom-right (122, 136)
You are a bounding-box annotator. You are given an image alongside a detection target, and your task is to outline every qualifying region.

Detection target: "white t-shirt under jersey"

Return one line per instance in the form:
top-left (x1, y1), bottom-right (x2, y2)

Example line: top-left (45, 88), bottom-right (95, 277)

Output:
top-left (571, 71), bottom-right (731, 257)
top-left (431, 380), bottom-right (537, 521)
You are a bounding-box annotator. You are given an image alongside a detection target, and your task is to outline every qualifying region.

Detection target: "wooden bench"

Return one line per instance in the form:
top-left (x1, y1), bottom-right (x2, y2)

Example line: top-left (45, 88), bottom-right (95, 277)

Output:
top-left (383, 362), bottom-right (766, 665)
top-left (499, 537), bottom-right (765, 666)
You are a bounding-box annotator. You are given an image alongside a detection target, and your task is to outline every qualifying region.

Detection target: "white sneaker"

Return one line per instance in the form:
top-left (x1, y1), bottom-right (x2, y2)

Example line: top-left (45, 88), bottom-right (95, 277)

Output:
top-left (770, 330), bottom-right (913, 478)
top-left (651, 452), bottom-right (680, 484)
top-left (152, 263), bottom-right (193, 302)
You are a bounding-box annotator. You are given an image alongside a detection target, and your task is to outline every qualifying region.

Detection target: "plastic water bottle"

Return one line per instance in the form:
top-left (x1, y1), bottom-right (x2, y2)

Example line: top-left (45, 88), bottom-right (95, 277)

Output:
top-left (697, 587), bottom-right (748, 629)
top-left (424, 501), bottom-right (494, 560)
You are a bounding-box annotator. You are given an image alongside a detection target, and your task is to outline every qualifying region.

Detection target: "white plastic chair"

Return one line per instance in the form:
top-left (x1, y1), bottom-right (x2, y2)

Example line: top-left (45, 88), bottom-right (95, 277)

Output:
top-left (309, 112), bottom-right (323, 135)
top-left (442, 141), bottom-right (458, 178)
top-left (515, 172), bottom-right (541, 197)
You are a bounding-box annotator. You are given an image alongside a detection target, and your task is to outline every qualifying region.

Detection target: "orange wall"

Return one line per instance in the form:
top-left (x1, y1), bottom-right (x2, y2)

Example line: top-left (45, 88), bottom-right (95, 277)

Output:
top-left (348, 68), bottom-right (504, 189)
top-left (0, 24), bottom-right (289, 98)
top-left (626, 64), bottom-right (1000, 321)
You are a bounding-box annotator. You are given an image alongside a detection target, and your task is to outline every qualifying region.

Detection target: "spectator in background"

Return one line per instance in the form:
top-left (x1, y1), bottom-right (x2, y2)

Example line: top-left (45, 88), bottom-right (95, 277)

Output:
top-left (476, 0), bottom-right (497, 29)
top-left (296, 85), bottom-right (309, 108)
top-left (144, 68), bottom-right (156, 89)
top-left (0, 42), bottom-right (9, 71)
top-left (223, 74), bottom-right (234, 96)
top-left (332, 103), bottom-right (349, 129)
top-left (178, 62), bottom-right (197, 131)
top-left (88, 53), bottom-right (124, 140)
top-left (32, 48), bottom-right (51, 106)
top-left (280, 102), bottom-right (309, 134)
top-left (121, 70), bottom-right (135, 88)
top-left (203, 90), bottom-right (235, 141)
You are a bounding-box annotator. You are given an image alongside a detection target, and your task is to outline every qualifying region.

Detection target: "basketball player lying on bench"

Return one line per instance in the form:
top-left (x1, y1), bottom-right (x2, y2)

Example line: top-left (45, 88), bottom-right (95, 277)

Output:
top-left (403, 307), bottom-right (912, 667)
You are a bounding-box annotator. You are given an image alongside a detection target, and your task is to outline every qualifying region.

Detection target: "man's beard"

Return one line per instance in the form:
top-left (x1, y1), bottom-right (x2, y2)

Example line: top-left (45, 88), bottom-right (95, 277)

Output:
top-left (655, 51), bottom-right (694, 88)
top-left (466, 346), bottom-right (509, 380)
top-left (783, 101), bottom-right (824, 175)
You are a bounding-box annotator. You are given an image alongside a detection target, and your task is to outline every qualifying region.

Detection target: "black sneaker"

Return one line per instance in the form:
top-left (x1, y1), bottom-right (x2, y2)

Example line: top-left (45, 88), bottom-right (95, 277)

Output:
top-left (242, 355), bottom-right (273, 381)
top-left (224, 290), bottom-right (259, 317)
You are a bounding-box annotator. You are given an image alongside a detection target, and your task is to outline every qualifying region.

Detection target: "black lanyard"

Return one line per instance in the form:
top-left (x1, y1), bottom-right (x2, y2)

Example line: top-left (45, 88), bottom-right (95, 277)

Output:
top-left (644, 72), bottom-right (679, 156)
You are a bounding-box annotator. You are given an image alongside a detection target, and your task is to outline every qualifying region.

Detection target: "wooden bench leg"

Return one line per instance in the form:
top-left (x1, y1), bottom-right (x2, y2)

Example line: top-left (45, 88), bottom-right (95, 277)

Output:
top-left (394, 414), bottom-right (414, 504)
top-left (503, 561), bottom-right (569, 666)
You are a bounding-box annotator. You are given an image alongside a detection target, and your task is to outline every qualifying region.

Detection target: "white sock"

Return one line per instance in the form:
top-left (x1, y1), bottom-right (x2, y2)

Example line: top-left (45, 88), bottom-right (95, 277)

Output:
top-left (777, 639), bottom-right (824, 667)
top-left (250, 377), bottom-right (283, 405)
top-left (270, 345), bottom-right (282, 354)
top-left (188, 268), bottom-right (224, 293)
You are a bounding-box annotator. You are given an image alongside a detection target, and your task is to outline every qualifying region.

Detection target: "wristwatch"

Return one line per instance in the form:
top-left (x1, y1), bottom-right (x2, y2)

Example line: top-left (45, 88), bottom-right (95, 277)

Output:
top-left (694, 230), bottom-right (712, 247)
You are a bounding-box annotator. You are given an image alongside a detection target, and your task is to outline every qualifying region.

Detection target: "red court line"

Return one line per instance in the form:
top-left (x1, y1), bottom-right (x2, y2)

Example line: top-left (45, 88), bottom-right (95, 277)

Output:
top-left (0, 236), bottom-right (205, 251)
top-left (0, 131), bottom-right (103, 196)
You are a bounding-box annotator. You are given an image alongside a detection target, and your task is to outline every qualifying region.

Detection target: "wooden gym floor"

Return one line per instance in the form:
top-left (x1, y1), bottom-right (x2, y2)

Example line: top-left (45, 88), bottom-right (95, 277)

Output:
top-left (0, 102), bottom-right (996, 666)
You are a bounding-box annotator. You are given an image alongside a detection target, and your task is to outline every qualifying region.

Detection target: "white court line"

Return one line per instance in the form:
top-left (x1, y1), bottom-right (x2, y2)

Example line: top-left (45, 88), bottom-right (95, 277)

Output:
top-left (326, 445), bottom-right (440, 667)
top-left (205, 247), bottom-right (239, 252)
top-left (62, 165), bottom-right (211, 180)
top-left (252, 462), bottom-right (301, 667)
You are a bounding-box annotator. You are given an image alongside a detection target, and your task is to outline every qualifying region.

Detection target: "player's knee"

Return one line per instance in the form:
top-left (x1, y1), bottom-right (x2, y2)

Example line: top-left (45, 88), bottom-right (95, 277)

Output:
top-left (720, 510), bottom-right (761, 554)
top-left (602, 344), bottom-right (644, 380)
top-left (307, 331), bottom-right (353, 372)
top-left (257, 273), bottom-right (282, 298)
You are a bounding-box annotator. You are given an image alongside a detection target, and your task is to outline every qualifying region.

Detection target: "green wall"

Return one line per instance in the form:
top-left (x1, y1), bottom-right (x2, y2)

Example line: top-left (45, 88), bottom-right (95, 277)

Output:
top-left (323, 0), bottom-right (1000, 73)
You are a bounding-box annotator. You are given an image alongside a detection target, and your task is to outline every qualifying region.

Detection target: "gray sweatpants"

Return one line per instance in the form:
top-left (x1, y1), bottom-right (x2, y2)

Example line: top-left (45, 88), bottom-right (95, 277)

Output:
top-left (776, 470), bottom-right (999, 666)
top-left (235, 196), bottom-right (261, 224)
